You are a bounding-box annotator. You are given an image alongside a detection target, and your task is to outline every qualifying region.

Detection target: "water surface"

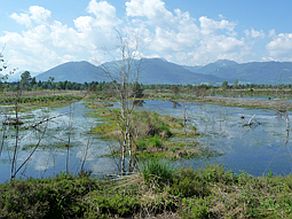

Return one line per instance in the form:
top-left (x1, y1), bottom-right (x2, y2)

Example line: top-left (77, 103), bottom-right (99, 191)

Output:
top-left (0, 100), bottom-right (291, 182)
top-left (138, 100), bottom-right (292, 175)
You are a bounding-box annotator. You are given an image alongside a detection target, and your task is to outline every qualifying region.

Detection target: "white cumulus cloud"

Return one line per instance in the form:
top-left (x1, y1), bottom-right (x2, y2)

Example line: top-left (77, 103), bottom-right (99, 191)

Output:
top-left (1, 1), bottom-right (121, 72)
top-left (266, 33), bottom-right (292, 61)
top-left (126, 0), bottom-right (171, 20)
top-left (10, 5), bottom-right (51, 28)
top-left (1, 0), bottom-right (291, 73)
top-left (199, 16), bottom-right (236, 35)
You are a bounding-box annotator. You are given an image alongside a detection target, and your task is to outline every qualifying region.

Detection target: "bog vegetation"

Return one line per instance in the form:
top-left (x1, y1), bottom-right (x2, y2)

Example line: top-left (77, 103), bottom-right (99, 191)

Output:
top-left (1, 164), bottom-right (292, 218)
top-left (0, 53), bottom-right (292, 218)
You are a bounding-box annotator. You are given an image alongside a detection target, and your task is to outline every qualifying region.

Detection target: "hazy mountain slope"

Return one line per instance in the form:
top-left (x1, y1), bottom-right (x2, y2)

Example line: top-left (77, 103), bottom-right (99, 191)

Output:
top-left (36, 61), bottom-right (108, 83)
top-left (102, 58), bottom-right (222, 84)
top-left (37, 58), bottom-right (222, 84)
top-left (186, 60), bottom-right (292, 84)
top-left (36, 59), bottom-right (292, 84)
top-left (236, 62), bottom-right (292, 84)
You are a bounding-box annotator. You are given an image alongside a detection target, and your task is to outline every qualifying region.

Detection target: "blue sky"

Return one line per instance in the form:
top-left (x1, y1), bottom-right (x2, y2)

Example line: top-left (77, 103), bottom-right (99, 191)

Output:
top-left (1, 0), bottom-right (292, 72)
top-left (2, 0), bottom-right (292, 32)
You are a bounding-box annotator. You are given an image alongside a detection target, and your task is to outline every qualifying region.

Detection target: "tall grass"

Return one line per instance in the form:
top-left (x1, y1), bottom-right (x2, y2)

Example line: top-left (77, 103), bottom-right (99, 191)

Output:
top-left (141, 159), bottom-right (174, 189)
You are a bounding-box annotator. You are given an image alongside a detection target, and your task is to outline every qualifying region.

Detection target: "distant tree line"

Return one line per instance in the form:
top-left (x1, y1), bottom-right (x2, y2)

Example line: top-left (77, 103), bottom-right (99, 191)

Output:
top-left (1, 71), bottom-right (292, 93)
top-left (143, 83), bottom-right (292, 90)
top-left (0, 71), bottom-right (114, 91)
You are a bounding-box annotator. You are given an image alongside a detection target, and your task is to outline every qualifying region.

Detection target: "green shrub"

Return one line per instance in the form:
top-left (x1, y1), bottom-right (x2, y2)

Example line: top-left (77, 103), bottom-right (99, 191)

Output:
top-left (83, 192), bottom-right (139, 218)
top-left (181, 197), bottom-right (211, 219)
top-left (155, 123), bottom-right (172, 138)
top-left (200, 165), bottom-right (235, 184)
top-left (141, 159), bottom-right (174, 189)
top-left (171, 168), bottom-right (209, 198)
top-left (0, 174), bottom-right (97, 218)
top-left (137, 135), bottom-right (163, 150)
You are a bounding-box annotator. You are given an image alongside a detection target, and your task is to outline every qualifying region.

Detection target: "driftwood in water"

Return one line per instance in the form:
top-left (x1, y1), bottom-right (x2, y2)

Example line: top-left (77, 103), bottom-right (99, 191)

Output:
top-left (247, 114), bottom-right (256, 126)
top-left (243, 114), bottom-right (261, 127)
top-left (2, 118), bottom-right (24, 126)
top-left (285, 112), bottom-right (290, 145)
top-left (170, 100), bottom-right (182, 108)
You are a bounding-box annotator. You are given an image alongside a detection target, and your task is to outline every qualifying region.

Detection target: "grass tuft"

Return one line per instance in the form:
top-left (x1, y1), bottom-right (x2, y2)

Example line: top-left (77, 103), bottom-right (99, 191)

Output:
top-left (141, 159), bottom-right (174, 189)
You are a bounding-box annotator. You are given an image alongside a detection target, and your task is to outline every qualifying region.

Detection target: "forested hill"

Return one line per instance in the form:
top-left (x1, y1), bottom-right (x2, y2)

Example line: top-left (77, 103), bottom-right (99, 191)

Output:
top-left (36, 58), bottom-right (292, 84)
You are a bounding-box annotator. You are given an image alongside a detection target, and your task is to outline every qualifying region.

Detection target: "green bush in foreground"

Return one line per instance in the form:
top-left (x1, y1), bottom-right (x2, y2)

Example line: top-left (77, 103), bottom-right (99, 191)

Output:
top-left (83, 193), bottom-right (139, 218)
top-left (171, 168), bottom-right (210, 198)
top-left (1, 166), bottom-right (292, 218)
top-left (141, 159), bottom-right (174, 189)
top-left (0, 174), bottom-right (98, 218)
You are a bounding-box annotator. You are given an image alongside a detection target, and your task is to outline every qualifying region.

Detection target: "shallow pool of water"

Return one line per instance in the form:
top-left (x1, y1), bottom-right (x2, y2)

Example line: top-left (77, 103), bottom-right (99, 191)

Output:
top-left (0, 102), bottom-right (117, 182)
top-left (0, 99), bottom-right (291, 182)
top-left (138, 100), bottom-right (292, 175)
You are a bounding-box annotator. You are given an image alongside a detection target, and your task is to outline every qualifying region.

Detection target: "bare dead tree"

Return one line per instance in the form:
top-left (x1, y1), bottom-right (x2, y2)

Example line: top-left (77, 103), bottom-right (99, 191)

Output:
top-left (0, 110), bottom-right (10, 157)
top-left (0, 50), bottom-right (14, 157)
top-left (65, 104), bottom-right (74, 174)
top-left (9, 80), bottom-right (52, 180)
top-left (284, 111), bottom-right (290, 145)
top-left (12, 122), bottom-right (48, 178)
top-left (100, 32), bottom-right (141, 175)
top-left (0, 49), bottom-right (17, 86)
top-left (183, 104), bottom-right (188, 135)
top-left (10, 79), bottom-right (23, 179)
top-left (0, 52), bottom-right (18, 179)
top-left (80, 137), bottom-right (91, 173)
top-left (0, 122), bottom-right (7, 157)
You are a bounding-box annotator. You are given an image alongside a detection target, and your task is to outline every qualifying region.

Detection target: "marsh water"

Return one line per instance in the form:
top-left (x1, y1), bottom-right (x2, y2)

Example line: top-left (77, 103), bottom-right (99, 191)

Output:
top-left (140, 100), bottom-right (292, 175)
top-left (0, 100), bottom-right (291, 182)
top-left (0, 102), bottom-right (115, 182)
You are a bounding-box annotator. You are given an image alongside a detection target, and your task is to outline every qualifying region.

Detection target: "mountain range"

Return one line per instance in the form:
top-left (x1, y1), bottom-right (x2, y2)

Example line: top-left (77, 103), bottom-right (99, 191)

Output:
top-left (184, 59), bottom-right (292, 84)
top-left (36, 58), bottom-right (292, 84)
